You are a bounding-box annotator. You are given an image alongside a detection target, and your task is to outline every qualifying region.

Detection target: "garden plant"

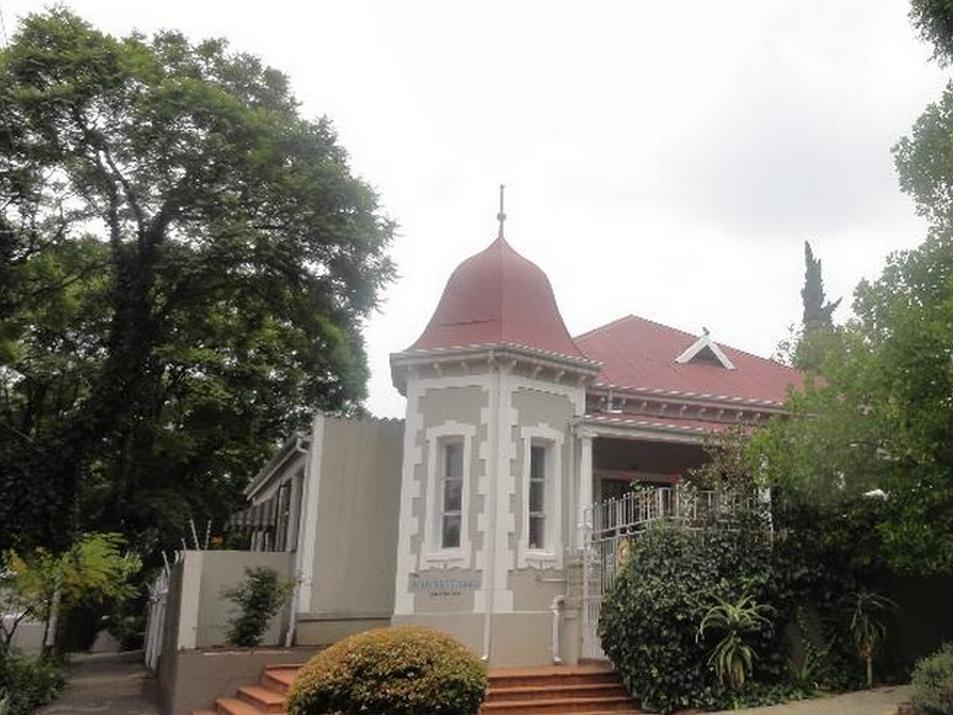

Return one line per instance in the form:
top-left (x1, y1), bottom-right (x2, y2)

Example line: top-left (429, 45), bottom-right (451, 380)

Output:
top-left (223, 567), bottom-right (296, 647)
top-left (697, 594), bottom-right (774, 692)
top-left (911, 643), bottom-right (953, 715)
top-left (286, 625), bottom-right (486, 715)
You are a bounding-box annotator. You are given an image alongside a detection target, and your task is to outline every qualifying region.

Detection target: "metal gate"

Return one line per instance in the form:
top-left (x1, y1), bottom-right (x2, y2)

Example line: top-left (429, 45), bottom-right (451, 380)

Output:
top-left (580, 487), bottom-right (726, 660)
top-left (143, 570), bottom-right (168, 672)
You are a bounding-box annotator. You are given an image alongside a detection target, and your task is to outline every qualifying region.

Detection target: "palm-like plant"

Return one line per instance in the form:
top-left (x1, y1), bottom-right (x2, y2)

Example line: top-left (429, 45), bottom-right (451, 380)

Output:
top-left (847, 589), bottom-right (897, 688)
top-left (697, 594), bottom-right (774, 691)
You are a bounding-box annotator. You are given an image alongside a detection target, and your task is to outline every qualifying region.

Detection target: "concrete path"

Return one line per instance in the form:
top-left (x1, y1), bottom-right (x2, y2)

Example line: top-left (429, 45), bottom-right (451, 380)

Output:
top-left (711, 685), bottom-right (912, 715)
top-left (34, 654), bottom-right (160, 715)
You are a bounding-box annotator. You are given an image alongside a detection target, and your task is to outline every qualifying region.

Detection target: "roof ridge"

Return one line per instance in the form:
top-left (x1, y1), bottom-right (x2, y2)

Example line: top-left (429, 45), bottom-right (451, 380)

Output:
top-left (573, 314), bottom-right (639, 341)
top-left (575, 313), bottom-right (800, 371)
top-left (575, 313), bottom-right (698, 343)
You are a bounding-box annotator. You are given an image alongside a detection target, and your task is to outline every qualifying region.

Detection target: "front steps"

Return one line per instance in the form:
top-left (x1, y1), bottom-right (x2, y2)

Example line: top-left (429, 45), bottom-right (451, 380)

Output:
top-left (482, 664), bottom-right (644, 714)
top-left (196, 662), bottom-right (645, 715)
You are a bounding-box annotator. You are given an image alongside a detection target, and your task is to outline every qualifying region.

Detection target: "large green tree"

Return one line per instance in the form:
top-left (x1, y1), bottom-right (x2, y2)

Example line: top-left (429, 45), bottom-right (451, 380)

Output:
top-left (801, 241), bottom-right (840, 330)
top-left (0, 10), bottom-right (394, 554)
top-left (755, 2), bottom-right (953, 575)
top-left (910, 0), bottom-right (953, 65)
top-left (790, 241), bottom-right (842, 372)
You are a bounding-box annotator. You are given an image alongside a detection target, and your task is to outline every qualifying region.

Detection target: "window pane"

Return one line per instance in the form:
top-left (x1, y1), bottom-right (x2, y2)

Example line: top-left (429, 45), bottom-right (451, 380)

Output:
top-left (444, 478), bottom-right (462, 512)
top-left (445, 442), bottom-right (463, 479)
top-left (442, 514), bottom-right (461, 549)
top-left (529, 479), bottom-right (544, 513)
top-left (530, 445), bottom-right (545, 480)
top-left (529, 515), bottom-right (545, 550)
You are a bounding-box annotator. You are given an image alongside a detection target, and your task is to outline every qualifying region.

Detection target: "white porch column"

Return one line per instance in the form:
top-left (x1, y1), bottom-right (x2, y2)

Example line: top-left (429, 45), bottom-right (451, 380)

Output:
top-left (577, 430), bottom-right (594, 548)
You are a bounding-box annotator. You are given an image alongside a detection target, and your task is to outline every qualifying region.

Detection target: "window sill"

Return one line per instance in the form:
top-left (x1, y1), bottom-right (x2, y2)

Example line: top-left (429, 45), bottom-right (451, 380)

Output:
top-left (422, 549), bottom-right (469, 569)
top-left (519, 548), bottom-right (559, 569)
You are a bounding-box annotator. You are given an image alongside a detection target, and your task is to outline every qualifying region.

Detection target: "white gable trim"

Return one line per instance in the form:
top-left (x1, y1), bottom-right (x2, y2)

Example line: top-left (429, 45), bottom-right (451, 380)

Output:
top-left (675, 334), bottom-right (736, 370)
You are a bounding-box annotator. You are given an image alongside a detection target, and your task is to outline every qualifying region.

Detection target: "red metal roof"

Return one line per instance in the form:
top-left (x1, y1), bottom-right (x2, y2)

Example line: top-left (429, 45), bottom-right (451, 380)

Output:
top-left (409, 237), bottom-right (587, 360)
top-left (575, 315), bottom-right (803, 405)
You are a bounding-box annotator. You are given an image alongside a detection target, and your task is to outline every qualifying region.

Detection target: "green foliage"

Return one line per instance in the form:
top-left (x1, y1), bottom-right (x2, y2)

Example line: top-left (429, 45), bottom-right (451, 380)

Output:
top-left (0, 533), bottom-right (141, 654)
top-left (785, 606), bottom-right (834, 693)
top-left (753, 232), bottom-right (953, 575)
top-left (223, 567), bottom-right (295, 647)
top-left (598, 524), bottom-right (778, 713)
top-left (0, 652), bottom-right (64, 715)
top-left (846, 589), bottom-right (897, 688)
top-left (801, 241), bottom-right (841, 330)
top-left (910, 0), bottom-right (953, 65)
top-left (698, 594), bottom-right (774, 692)
top-left (286, 625), bottom-right (487, 715)
top-left (0, 8), bottom-right (395, 556)
top-left (912, 643), bottom-right (953, 714)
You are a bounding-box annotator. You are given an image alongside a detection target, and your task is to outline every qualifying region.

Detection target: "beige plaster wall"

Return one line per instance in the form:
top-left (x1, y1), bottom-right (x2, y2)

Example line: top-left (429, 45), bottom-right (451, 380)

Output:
top-left (391, 612), bottom-right (485, 658)
top-left (512, 386), bottom-right (575, 556)
top-left (411, 385), bottom-right (488, 613)
top-left (193, 550), bottom-right (295, 648)
top-left (160, 646), bottom-right (321, 715)
top-left (294, 616), bottom-right (392, 647)
top-left (309, 416), bottom-right (404, 617)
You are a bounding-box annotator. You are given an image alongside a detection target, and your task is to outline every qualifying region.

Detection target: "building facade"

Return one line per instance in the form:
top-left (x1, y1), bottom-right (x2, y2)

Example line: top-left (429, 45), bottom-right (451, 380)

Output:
top-left (238, 231), bottom-right (802, 666)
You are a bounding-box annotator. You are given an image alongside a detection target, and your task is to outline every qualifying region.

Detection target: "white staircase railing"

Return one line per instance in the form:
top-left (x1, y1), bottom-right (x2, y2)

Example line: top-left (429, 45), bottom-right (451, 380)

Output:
top-left (580, 486), bottom-right (764, 660)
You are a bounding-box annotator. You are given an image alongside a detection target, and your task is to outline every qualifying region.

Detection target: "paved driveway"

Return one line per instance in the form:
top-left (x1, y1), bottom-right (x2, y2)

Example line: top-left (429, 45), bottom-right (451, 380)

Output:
top-left (34, 654), bottom-right (159, 715)
top-left (711, 685), bottom-right (912, 715)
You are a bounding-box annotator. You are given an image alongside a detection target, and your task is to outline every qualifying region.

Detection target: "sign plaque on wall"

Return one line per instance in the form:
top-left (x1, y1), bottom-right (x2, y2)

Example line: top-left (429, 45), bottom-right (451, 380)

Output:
top-left (409, 572), bottom-right (481, 597)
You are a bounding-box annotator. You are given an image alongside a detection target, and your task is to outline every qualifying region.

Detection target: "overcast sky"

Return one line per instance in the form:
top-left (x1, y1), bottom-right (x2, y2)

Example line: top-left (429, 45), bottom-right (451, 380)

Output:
top-left (6, 0), bottom-right (949, 417)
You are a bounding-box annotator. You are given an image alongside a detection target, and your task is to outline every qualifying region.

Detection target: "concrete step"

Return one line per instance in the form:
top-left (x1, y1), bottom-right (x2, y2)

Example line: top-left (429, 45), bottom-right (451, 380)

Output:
top-left (481, 695), bottom-right (640, 714)
top-left (488, 665), bottom-right (620, 689)
top-left (261, 667), bottom-right (298, 694)
top-left (215, 697), bottom-right (271, 715)
top-left (238, 685), bottom-right (286, 713)
top-left (486, 682), bottom-right (629, 703)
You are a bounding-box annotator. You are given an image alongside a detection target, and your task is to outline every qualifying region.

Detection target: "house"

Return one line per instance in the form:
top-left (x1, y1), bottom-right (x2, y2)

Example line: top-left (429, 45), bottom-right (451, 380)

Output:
top-left (224, 220), bottom-right (802, 671)
top-left (147, 217), bottom-right (802, 711)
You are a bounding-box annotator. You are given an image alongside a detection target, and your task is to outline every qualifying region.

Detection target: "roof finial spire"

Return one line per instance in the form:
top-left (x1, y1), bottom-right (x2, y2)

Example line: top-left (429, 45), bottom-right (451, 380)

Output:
top-left (496, 183), bottom-right (506, 239)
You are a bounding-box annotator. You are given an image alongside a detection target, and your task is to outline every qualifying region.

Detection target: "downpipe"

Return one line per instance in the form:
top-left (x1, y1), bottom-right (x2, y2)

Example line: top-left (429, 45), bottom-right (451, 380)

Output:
top-left (551, 595), bottom-right (565, 664)
top-left (284, 434), bottom-right (310, 647)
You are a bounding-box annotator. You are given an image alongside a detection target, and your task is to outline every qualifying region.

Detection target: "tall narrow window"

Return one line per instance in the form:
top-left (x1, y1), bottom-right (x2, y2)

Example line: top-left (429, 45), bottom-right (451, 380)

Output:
top-left (441, 441), bottom-right (464, 549)
top-left (529, 444), bottom-right (546, 549)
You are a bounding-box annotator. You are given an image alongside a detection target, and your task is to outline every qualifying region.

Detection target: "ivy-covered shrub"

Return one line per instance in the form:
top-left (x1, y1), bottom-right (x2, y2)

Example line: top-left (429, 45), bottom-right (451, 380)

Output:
top-left (0, 653), bottom-right (64, 715)
top-left (599, 523), bottom-right (779, 713)
top-left (286, 625), bottom-right (487, 715)
top-left (911, 643), bottom-right (953, 714)
top-left (222, 567), bottom-right (295, 647)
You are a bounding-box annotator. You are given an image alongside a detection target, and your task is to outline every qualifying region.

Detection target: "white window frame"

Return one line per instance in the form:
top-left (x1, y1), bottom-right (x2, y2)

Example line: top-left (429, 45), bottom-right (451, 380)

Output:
top-left (517, 424), bottom-right (563, 569)
top-left (422, 421), bottom-right (475, 569)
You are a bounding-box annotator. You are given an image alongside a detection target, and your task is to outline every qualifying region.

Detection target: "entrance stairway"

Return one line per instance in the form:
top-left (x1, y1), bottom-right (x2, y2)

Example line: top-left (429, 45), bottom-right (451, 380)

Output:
top-left (196, 662), bottom-right (645, 715)
top-left (481, 664), bottom-right (645, 714)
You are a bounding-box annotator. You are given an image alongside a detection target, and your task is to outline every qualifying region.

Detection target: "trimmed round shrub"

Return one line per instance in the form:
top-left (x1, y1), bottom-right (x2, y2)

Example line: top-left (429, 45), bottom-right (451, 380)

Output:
top-left (286, 625), bottom-right (487, 715)
top-left (912, 643), bottom-right (953, 714)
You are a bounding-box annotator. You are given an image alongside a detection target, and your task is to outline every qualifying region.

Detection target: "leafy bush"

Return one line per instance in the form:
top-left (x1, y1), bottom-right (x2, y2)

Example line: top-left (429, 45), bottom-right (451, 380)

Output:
top-left (286, 625), bottom-right (487, 715)
top-left (0, 652), bottom-right (64, 715)
top-left (223, 567), bottom-right (295, 647)
top-left (599, 523), bottom-right (778, 713)
top-left (846, 589), bottom-right (896, 688)
top-left (0, 532), bottom-right (141, 654)
top-left (912, 643), bottom-right (953, 714)
top-left (698, 594), bottom-right (774, 691)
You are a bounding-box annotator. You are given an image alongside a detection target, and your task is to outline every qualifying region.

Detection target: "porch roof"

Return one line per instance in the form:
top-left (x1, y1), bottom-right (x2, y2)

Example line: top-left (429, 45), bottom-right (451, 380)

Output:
top-left (579, 410), bottom-right (754, 443)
